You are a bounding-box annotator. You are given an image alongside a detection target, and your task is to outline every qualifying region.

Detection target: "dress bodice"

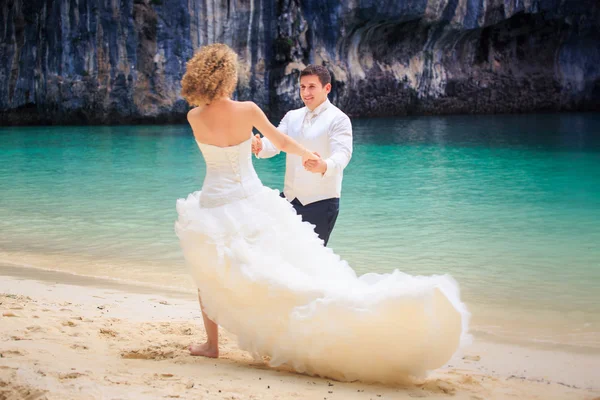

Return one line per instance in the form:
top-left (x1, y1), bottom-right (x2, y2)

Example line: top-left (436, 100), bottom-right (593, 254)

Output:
top-left (196, 136), bottom-right (263, 208)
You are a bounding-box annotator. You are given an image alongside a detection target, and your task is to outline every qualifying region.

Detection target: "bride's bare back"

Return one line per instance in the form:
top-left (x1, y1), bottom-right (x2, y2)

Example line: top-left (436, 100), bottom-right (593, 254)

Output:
top-left (187, 99), bottom-right (257, 147)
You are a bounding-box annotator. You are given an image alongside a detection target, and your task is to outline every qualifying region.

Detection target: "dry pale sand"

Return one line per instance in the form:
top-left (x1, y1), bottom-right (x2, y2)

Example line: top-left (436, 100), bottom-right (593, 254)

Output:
top-left (1, 271), bottom-right (599, 400)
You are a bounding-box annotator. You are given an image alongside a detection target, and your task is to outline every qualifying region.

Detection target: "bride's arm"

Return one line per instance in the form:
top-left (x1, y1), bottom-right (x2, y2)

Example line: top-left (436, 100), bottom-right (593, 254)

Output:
top-left (248, 102), bottom-right (318, 161)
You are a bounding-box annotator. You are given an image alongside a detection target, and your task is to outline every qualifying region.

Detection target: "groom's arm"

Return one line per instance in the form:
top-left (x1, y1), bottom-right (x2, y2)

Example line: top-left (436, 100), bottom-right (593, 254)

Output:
top-left (322, 115), bottom-right (353, 178)
top-left (257, 112), bottom-right (290, 159)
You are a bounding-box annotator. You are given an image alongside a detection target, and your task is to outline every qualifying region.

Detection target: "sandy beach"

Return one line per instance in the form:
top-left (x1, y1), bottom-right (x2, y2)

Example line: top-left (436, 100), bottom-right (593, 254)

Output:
top-left (1, 267), bottom-right (599, 400)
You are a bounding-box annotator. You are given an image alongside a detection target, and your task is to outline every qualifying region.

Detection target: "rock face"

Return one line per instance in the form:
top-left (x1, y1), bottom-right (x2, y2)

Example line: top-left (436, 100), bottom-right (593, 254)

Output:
top-left (1, 0), bottom-right (599, 125)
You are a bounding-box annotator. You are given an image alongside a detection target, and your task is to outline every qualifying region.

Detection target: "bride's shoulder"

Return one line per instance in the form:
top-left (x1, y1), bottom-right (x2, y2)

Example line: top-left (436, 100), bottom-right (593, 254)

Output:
top-left (235, 100), bottom-right (259, 110)
top-left (234, 101), bottom-right (264, 117)
top-left (187, 106), bottom-right (205, 120)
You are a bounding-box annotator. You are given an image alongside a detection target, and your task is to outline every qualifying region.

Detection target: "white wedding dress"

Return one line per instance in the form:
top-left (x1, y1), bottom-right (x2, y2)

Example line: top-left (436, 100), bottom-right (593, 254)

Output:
top-left (175, 135), bottom-right (470, 383)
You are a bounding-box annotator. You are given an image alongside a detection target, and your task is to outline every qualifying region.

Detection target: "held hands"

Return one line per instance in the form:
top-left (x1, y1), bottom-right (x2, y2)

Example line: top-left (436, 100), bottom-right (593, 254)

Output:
top-left (253, 132), bottom-right (324, 174)
top-left (252, 134), bottom-right (263, 155)
top-left (301, 149), bottom-right (318, 166)
top-left (303, 151), bottom-right (327, 174)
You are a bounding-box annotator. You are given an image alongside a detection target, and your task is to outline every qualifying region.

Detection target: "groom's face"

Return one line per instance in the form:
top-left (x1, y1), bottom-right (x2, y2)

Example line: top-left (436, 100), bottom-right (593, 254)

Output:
top-left (300, 75), bottom-right (331, 110)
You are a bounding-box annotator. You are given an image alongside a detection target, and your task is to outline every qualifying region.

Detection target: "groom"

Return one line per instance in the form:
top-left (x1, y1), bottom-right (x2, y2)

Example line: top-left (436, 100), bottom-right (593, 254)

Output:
top-left (253, 65), bottom-right (353, 246)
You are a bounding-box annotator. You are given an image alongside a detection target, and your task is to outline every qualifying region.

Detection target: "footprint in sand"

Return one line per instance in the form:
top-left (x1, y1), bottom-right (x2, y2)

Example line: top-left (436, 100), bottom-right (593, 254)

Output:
top-left (0, 350), bottom-right (26, 357)
top-left (99, 328), bottom-right (118, 337)
top-left (70, 344), bottom-right (89, 350)
top-left (463, 355), bottom-right (481, 362)
top-left (121, 346), bottom-right (177, 360)
top-left (26, 325), bottom-right (43, 332)
top-left (180, 327), bottom-right (193, 336)
top-left (459, 375), bottom-right (482, 386)
top-left (58, 372), bottom-right (86, 380)
top-left (416, 379), bottom-right (457, 395)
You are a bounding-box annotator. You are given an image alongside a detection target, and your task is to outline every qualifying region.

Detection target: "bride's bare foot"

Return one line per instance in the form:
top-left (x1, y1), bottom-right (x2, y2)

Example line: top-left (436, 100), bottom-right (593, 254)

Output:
top-left (189, 342), bottom-right (219, 358)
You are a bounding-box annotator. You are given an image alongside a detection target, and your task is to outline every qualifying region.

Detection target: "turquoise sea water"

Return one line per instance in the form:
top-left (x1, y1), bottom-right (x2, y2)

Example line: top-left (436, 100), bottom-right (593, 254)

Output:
top-left (1, 113), bottom-right (599, 350)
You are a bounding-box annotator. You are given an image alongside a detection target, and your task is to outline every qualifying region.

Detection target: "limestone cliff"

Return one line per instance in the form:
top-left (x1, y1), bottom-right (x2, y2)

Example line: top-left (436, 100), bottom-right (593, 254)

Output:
top-left (0, 0), bottom-right (598, 125)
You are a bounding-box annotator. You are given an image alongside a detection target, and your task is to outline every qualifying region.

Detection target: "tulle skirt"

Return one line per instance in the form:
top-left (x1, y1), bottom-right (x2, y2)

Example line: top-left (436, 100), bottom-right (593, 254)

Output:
top-left (175, 186), bottom-right (470, 383)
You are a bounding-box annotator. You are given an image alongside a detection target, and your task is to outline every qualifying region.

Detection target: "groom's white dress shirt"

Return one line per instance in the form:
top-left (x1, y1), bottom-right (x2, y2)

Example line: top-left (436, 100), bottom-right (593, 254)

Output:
top-left (257, 99), bottom-right (353, 206)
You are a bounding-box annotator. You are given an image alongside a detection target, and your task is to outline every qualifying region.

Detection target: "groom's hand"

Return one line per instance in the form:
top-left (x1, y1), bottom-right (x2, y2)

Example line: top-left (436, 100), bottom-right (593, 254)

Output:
top-left (304, 152), bottom-right (327, 174)
top-left (252, 134), bottom-right (262, 155)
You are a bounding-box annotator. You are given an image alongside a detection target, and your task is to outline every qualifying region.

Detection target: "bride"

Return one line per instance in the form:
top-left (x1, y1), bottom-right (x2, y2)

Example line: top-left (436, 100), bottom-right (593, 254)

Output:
top-left (175, 43), bottom-right (470, 383)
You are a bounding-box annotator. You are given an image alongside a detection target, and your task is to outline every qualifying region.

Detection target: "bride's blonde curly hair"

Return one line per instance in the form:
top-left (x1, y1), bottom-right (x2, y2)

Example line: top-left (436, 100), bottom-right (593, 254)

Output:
top-left (181, 43), bottom-right (238, 106)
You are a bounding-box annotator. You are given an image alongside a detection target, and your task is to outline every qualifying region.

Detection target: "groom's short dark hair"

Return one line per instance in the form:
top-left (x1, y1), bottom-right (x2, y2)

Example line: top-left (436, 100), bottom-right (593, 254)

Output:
top-left (300, 65), bottom-right (331, 87)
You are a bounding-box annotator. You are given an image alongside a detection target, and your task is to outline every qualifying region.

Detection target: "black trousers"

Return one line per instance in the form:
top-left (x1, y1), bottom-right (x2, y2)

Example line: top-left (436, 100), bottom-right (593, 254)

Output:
top-left (282, 193), bottom-right (340, 246)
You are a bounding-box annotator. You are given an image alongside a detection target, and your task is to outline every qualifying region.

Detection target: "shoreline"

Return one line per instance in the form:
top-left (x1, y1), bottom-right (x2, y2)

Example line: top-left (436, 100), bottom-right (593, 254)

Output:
top-left (1, 269), bottom-right (599, 399)
top-left (2, 261), bottom-right (599, 355)
top-left (0, 263), bottom-right (197, 301)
